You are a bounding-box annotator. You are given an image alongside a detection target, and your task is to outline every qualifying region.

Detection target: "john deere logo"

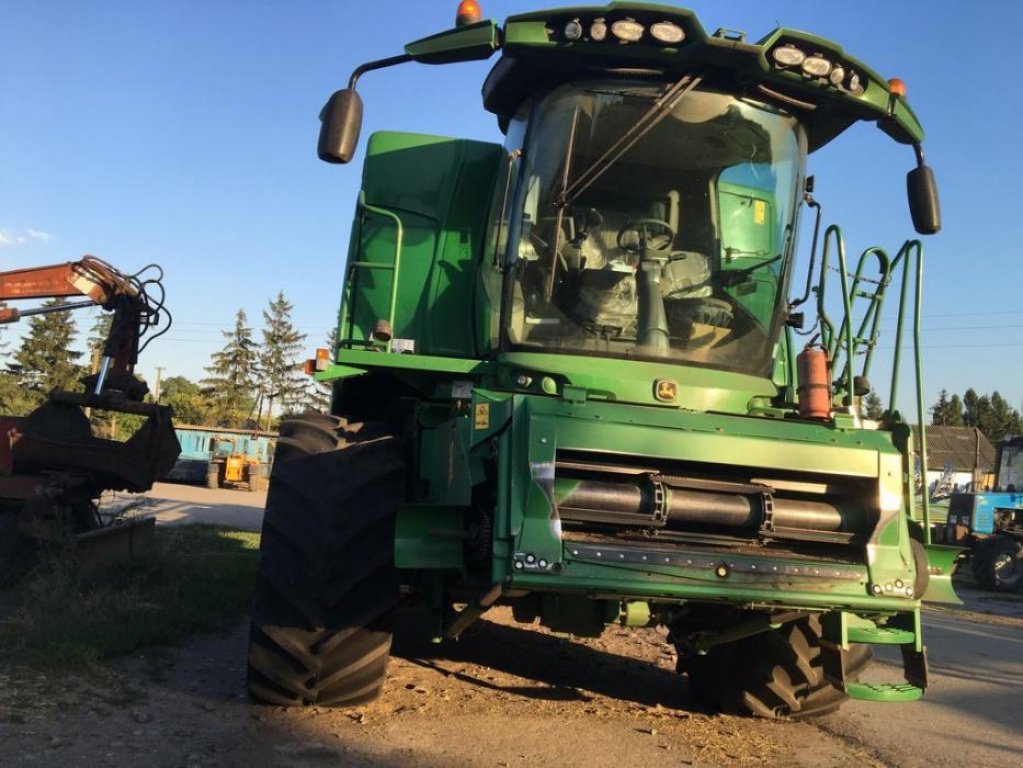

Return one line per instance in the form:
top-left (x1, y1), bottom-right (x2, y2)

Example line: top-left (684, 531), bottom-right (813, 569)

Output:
top-left (654, 379), bottom-right (678, 402)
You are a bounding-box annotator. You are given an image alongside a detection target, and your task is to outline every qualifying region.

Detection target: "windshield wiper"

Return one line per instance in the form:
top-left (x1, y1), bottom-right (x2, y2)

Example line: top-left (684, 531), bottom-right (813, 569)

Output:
top-left (558, 73), bottom-right (703, 209)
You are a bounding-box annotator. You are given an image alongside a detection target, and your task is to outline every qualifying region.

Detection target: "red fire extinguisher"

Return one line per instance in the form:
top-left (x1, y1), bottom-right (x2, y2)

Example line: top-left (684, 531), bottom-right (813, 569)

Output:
top-left (797, 344), bottom-right (831, 420)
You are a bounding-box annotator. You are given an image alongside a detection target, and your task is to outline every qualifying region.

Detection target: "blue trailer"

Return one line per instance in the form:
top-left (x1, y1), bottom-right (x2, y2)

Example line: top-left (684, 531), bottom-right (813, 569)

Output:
top-left (164, 425), bottom-right (277, 491)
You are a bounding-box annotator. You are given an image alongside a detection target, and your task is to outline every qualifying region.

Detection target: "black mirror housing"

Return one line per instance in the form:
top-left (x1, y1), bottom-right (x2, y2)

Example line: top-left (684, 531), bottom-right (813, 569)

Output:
top-left (318, 89), bottom-right (363, 164)
top-left (907, 164), bottom-right (941, 235)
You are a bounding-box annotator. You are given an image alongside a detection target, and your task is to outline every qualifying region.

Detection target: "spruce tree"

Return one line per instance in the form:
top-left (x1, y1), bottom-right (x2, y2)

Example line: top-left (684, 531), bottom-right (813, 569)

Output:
top-left (862, 391), bottom-right (885, 420)
top-left (7, 299), bottom-right (84, 413)
top-left (258, 292), bottom-right (307, 423)
top-left (932, 389), bottom-right (965, 426)
top-left (947, 394), bottom-right (965, 427)
top-left (86, 310), bottom-right (114, 371)
top-left (202, 309), bottom-right (258, 427)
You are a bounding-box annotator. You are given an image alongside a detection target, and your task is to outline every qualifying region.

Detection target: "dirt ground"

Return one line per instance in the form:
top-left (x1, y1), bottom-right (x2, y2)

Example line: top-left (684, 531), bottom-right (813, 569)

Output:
top-left (0, 605), bottom-right (882, 768)
top-left (5, 486), bottom-right (1012, 767)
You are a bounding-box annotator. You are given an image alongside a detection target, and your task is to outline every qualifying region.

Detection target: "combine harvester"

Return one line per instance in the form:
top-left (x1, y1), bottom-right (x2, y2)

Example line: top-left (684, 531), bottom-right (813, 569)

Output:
top-left (248, 2), bottom-right (957, 718)
top-left (0, 257), bottom-right (179, 579)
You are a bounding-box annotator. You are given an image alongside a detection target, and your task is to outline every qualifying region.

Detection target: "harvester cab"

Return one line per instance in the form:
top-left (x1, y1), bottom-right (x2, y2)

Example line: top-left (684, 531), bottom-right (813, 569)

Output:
top-left (249, 2), bottom-right (957, 719)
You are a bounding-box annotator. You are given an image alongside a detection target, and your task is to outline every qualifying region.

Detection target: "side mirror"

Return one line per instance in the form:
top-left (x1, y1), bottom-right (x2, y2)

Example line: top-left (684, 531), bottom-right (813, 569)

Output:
top-left (907, 164), bottom-right (941, 235)
top-left (318, 89), bottom-right (363, 164)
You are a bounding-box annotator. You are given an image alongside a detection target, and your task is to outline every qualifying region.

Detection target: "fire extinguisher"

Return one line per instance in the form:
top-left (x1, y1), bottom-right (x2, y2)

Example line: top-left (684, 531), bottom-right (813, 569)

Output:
top-left (797, 343), bottom-right (831, 420)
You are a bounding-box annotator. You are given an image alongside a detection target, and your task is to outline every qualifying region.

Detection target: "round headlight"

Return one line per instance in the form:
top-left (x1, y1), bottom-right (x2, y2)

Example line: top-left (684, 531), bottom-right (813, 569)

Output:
top-left (829, 65), bottom-right (845, 86)
top-left (611, 19), bottom-right (644, 42)
top-left (590, 19), bottom-right (607, 41)
top-left (564, 20), bottom-right (583, 41)
top-left (802, 56), bottom-right (832, 77)
top-left (650, 22), bottom-right (684, 44)
top-left (772, 45), bottom-right (805, 67)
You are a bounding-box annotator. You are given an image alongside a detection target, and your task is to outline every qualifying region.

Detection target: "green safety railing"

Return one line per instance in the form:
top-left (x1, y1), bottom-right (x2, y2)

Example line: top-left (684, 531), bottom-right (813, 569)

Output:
top-left (817, 227), bottom-right (931, 541)
top-left (338, 193), bottom-right (404, 351)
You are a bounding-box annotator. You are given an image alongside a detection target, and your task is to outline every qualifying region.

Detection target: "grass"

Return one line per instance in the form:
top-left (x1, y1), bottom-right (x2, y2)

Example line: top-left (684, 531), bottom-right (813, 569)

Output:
top-left (0, 524), bottom-right (261, 668)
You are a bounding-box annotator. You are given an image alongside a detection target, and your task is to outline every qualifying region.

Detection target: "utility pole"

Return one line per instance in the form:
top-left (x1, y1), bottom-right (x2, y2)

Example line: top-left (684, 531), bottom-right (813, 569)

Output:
top-left (154, 366), bottom-right (165, 402)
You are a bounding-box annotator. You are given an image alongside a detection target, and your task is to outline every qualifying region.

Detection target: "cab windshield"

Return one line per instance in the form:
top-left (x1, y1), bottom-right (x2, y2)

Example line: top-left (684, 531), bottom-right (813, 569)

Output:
top-left (504, 81), bottom-right (806, 377)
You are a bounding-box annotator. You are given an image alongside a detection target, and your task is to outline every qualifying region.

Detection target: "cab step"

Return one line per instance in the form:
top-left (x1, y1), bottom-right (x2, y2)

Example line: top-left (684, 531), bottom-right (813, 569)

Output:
top-left (846, 625), bottom-right (916, 644)
top-left (845, 681), bottom-right (924, 702)
top-left (822, 612), bottom-right (928, 700)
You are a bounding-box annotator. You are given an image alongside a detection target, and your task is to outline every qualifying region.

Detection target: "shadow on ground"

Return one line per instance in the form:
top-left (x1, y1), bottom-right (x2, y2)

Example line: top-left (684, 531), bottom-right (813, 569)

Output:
top-left (392, 608), bottom-right (697, 713)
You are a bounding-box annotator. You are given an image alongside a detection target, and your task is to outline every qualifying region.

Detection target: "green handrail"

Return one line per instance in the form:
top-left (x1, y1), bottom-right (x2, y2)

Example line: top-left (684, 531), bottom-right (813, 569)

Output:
top-left (817, 230), bottom-right (930, 540)
top-left (882, 239), bottom-right (929, 541)
top-left (338, 194), bottom-right (405, 350)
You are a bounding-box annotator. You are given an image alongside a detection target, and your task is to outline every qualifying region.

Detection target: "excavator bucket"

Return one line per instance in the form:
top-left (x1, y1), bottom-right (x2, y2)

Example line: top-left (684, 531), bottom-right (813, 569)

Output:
top-left (0, 391), bottom-right (180, 579)
top-left (10, 392), bottom-right (180, 493)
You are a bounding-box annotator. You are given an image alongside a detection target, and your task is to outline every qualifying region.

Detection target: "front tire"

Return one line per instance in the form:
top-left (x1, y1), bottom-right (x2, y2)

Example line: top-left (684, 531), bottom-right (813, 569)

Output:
top-left (247, 416), bottom-right (404, 706)
top-left (684, 615), bottom-right (872, 719)
top-left (971, 535), bottom-right (1023, 592)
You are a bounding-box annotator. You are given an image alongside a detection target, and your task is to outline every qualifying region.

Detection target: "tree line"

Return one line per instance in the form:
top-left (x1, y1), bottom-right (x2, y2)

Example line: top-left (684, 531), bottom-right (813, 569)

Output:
top-left (0, 290), bottom-right (327, 434)
top-left (931, 388), bottom-right (1023, 443)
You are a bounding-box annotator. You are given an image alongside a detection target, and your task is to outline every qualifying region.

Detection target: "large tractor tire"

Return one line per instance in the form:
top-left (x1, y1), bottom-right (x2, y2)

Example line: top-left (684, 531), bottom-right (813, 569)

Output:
top-left (971, 535), bottom-right (1023, 592)
top-left (247, 415), bottom-right (404, 707)
top-left (684, 615), bottom-right (872, 719)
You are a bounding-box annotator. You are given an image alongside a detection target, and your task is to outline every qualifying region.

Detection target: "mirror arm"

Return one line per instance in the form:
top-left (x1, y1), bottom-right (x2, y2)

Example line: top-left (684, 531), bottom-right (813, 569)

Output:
top-left (913, 142), bottom-right (926, 168)
top-left (348, 54), bottom-right (414, 90)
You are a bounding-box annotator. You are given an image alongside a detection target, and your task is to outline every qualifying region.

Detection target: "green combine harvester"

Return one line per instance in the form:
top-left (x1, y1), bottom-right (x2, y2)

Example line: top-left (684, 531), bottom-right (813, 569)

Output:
top-left (248, 2), bottom-right (958, 718)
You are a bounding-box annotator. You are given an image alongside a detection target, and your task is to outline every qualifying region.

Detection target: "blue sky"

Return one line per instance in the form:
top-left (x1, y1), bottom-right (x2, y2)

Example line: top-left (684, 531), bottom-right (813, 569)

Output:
top-left (2, 1), bottom-right (1021, 415)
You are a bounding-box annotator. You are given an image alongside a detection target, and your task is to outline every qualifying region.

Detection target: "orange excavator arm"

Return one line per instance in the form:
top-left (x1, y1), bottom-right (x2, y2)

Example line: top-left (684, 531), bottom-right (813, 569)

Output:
top-left (0, 256), bottom-right (137, 323)
top-left (0, 255), bottom-right (168, 400)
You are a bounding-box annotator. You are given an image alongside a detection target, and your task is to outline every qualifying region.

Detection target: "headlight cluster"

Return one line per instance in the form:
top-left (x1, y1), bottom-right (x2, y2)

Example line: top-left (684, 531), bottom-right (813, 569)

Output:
top-left (769, 43), bottom-right (864, 95)
top-left (555, 16), bottom-right (686, 46)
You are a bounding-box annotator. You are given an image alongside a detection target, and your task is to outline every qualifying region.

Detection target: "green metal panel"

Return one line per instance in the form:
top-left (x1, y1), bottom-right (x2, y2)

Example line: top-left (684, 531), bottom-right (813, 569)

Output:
top-left (395, 504), bottom-right (467, 569)
top-left (480, 392), bottom-right (927, 612)
top-left (404, 21), bottom-right (500, 64)
top-left (345, 132), bottom-right (502, 357)
top-left (498, 351), bottom-right (777, 414)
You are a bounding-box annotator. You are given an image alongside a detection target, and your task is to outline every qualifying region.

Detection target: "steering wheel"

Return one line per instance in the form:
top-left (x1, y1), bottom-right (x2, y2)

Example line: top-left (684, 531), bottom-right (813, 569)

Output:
top-left (616, 219), bottom-right (676, 254)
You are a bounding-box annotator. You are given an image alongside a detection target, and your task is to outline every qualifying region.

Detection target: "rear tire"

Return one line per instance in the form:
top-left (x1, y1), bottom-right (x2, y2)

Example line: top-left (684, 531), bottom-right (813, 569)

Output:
top-left (247, 415), bottom-right (404, 707)
top-left (206, 466), bottom-right (220, 489)
top-left (684, 615), bottom-right (872, 719)
top-left (971, 535), bottom-right (1023, 592)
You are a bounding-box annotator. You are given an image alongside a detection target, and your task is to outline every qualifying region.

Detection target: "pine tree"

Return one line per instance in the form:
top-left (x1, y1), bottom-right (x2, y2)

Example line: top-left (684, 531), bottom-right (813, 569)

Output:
top-left (931, 389), bottom-right (965, 426)
top-left (931, 389), bottom-right (952, 425)
top-left (862, 391), bottom-right (885, 420)
top-left (7, 299), bottom-right (84, 413)
top-left (258, 292), bottom-right (307, 423)
top-left (83, 309), bottom-right (111, 368)
top-left (201, 309), bottom-right (258, 427)
top-left (947, 394), bottom-right (965, 427)
top-left (0, 325), bottom-right (20, 413)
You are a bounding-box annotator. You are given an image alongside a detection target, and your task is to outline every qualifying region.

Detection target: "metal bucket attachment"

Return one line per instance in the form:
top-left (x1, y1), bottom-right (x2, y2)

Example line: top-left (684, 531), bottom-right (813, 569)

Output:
top-left (10, 392), bottom-right (181, 493)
